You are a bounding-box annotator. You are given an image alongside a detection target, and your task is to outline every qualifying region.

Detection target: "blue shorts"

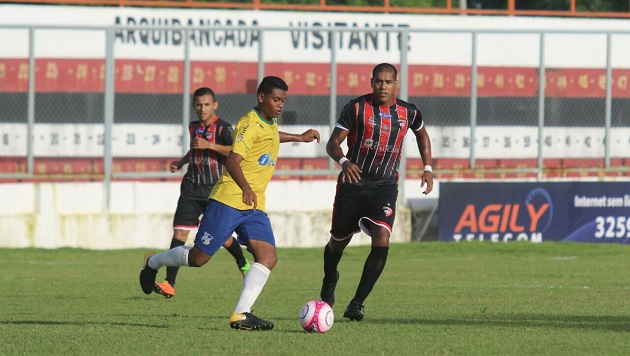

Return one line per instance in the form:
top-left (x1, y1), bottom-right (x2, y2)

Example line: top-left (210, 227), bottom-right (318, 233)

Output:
top-left (194, 200), bottom-right (275, 256)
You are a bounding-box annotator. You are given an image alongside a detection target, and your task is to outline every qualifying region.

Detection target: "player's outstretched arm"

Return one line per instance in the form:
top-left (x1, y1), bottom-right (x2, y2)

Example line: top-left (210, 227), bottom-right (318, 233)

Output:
top-left (279, 129), bottom-right (321, 143)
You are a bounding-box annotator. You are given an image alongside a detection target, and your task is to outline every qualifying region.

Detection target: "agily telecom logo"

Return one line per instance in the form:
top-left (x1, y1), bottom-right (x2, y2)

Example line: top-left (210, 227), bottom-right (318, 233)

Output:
top-left (451, 188), bottom-right (553, 243)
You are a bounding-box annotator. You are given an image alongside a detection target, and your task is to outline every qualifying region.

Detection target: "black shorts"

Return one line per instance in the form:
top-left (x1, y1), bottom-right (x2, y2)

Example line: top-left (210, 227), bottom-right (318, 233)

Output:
top-left (173, 178), bottom-right (213, 230)
top-left (330, 183), bottom-right (398, 240)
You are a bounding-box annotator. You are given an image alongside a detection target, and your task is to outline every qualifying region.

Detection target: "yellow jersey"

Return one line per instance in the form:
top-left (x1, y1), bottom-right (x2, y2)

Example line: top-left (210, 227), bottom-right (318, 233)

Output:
top-left (210, 108), bottom-right (279, 212)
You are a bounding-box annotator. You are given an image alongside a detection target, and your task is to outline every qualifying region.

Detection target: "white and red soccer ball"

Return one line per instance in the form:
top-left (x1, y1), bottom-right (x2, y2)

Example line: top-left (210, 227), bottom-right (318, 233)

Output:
top-left (299, 300), bottom-right (334, 333)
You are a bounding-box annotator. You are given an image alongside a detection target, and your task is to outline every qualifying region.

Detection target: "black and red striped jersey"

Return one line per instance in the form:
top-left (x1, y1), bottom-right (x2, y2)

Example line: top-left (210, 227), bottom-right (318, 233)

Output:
top-left (336, 94), bottom-right (424, 186)
top-left (184, 117), bottom-right (233, 186)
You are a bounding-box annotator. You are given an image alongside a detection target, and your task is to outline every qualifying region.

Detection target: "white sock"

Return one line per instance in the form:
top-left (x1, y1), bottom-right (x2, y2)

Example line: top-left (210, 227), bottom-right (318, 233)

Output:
top-left (148, 246), bottom-right (191, 269)
top-left (234, 262), bottom-right (271, 314)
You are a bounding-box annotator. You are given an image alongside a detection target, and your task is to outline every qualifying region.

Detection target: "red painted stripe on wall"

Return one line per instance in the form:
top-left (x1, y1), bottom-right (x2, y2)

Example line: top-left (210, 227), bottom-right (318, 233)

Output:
top-left (1, 59), bottom-right (630, 98)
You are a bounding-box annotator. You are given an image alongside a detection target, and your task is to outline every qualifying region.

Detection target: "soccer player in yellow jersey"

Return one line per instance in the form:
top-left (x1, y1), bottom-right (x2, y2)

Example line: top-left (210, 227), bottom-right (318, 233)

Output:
top-left (139, 76), bottom-right (320, 331)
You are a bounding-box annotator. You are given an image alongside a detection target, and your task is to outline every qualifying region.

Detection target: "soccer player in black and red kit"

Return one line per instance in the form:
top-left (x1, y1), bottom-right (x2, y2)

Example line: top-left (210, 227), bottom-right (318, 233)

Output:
top-left (320, 63), bottom-right (434, 320)
top-left (153, 87), bottom-right (250, 298)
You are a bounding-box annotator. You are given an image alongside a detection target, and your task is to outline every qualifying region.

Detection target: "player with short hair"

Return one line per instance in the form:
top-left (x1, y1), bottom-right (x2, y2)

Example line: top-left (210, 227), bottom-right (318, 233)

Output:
top-left (140, 76), bottom-right (321, 331)
top-left (153, 87), bottom-right (250, 299)
top-left (320, 63), bottom-right (434, 321)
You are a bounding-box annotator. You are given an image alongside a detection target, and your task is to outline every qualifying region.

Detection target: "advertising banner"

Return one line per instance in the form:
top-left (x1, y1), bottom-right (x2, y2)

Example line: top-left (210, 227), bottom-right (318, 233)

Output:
top-left (439, 182), bottom-right (630, 243)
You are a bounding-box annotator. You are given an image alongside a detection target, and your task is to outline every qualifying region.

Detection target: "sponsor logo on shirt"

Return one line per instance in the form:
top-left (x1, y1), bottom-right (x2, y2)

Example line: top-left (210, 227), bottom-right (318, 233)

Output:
top-left (258, 153), bottom-right (277, 167)
top-left (363, 139), bottom-right (401, 153)
top-left (236, 123), bottom-right (250, 142)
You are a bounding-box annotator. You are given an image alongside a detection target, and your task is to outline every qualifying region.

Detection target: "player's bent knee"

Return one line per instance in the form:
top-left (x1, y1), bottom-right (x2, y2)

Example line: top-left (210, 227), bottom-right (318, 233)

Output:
top-left (256, 254), bottom-right (277, 270)
top-left (188, 247), bottom-right (211, 267)
top-left (329, 238), bottom-right (350, 254)
top-left (370, 233), bottom-right (390, 247)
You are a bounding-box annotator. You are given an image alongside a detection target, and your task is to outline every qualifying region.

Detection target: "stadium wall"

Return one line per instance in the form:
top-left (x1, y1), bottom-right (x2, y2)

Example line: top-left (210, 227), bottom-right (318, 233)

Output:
top-left (0, 179), bottom-right (436, 249)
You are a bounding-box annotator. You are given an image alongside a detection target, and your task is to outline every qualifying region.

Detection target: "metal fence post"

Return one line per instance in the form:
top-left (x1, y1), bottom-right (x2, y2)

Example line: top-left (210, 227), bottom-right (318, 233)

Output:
top-left (604, 32), bottom-right (612, 169)
top-left (469, 31), bottom-right (478, 170)
top-left (182, 29), bottom-right (191, 157)
top-left (27, 28), bottom-right (35, 176)
top-left (257, 30), bottom-right (264, 87)
top-left (399, 27), bottom-right (409, 206)
top-left (537, 32), bottom-right (546, 181)
top-left (328, 28), bottom-right (338, 171)
top-left (103, 27), bottom-right (115, 211)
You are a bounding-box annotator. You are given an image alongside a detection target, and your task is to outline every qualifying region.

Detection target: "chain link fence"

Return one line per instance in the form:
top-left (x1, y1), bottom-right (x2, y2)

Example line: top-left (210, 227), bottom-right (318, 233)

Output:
top-left (1, 24), bottom-right (630, 188)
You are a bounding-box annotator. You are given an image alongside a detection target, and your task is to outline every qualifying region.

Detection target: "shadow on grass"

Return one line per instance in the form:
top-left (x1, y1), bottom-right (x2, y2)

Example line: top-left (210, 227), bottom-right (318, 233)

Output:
top-left (191, 313), bottom-right (630, 334)
top-left (368, 313), bottom-right (630, 332)
top-left (0, 320), bottom-right (169, 328)
top-left (7, 313), bottom-right (626, 333)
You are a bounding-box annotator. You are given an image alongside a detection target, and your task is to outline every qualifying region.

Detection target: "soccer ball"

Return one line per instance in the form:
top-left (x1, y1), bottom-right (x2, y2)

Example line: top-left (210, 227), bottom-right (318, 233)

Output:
top-left (299, 300), bottom-right (334, 333)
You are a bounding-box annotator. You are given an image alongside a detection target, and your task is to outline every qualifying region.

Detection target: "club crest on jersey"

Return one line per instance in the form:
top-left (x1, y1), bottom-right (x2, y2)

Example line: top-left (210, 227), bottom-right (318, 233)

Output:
top-left (206, 132), bottom-right (214, 141)
top-left (383, 206), bottom-right (393, 217)
top-left (363, 138), bottom-right (374, 147)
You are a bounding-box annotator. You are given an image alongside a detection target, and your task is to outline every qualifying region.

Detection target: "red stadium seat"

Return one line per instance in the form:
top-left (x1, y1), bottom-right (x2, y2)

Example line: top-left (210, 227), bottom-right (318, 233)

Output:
top-left (561, 158), bottom-right (605, 169)
top-left (0, 157), bottom-right (22, 173)
top-left (433, 158), bottom-right (470, 170)
top-left (301, 158), bottom-right (337, 180)
top-left (274, 158), bottom-right (302, 180)
top-left (404, 158), bottom-right (425, 179)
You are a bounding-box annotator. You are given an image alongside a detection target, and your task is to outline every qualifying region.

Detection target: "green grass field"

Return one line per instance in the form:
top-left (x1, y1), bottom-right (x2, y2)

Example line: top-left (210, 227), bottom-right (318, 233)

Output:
top-left (1, 242), bottom-right (629, 355)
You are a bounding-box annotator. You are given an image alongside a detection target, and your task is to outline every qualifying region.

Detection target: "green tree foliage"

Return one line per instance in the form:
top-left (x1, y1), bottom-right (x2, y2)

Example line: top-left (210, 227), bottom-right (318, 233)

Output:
top-left (463, 0), bottom-right (629, 12)
top-left (516, 0), bottom-right (629, 11)
top-left (254, 0), bottom-right (442, 6)
top-left (390, 0), bottom-right (453, 7)
top-left (231, 0), bottom-right (629, 12)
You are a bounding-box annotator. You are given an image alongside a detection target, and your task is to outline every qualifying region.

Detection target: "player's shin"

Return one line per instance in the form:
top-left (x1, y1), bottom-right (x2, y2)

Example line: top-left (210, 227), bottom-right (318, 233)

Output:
top-left (148, 245), bottom-right (191, 269)
top-left (320, 243), bottom-right (342, 307)
top-left (165, 239), bottom-right (186, 286)
top-left (323, 243), bottom-right (343, 281)
top-left (352, 246), bottom-right (389, 305)
top-left (234, 262), bottom-right (270, 313)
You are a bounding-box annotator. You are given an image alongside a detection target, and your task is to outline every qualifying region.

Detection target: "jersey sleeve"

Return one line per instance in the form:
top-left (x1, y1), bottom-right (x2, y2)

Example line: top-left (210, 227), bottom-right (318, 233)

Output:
top-left (409, 105), bottom-right (424, 131)
top-left (336, 101), bottom-right (356, 131)
top-left (221, 122), bottom-right (234, 145)
top-left (232, 118), bottom-right (258, 159)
